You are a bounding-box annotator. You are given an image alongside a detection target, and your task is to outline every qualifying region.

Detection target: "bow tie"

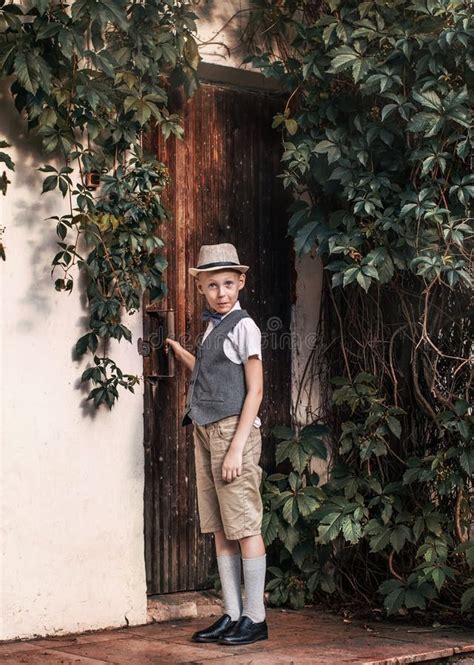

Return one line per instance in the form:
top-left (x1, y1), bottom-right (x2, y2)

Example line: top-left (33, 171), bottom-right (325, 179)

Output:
top-left (202, 308), bottom-right (225, 326)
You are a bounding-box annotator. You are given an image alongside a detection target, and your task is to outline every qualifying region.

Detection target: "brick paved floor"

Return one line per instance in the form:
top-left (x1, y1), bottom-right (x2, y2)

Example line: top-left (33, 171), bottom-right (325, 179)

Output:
top-left (1, 608), bottom-right (473, 664)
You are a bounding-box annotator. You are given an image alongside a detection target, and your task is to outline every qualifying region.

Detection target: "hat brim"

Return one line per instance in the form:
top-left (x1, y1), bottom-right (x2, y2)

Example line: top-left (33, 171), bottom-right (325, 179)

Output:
top-left (189, 265), bottom-right (250, 277)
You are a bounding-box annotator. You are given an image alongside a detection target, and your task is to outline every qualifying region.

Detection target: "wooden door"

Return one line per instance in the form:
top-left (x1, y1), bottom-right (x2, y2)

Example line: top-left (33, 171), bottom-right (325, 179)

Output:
top-left (143, 82), bottom-right (294, 595)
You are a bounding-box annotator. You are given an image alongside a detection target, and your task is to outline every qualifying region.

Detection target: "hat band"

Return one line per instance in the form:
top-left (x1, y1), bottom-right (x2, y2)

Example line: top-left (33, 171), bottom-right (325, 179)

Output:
top-left (197, 261), bottom-right (240, 269)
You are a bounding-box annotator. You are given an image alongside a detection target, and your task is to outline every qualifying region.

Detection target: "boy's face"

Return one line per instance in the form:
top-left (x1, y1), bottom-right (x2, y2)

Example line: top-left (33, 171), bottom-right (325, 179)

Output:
top-left (196, 269), bottom-right (246, 314)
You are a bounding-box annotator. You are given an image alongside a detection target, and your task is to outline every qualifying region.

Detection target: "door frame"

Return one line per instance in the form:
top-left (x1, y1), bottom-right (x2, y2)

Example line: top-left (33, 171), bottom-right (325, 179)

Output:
top-left (143, 68), bottom-right (294, 596)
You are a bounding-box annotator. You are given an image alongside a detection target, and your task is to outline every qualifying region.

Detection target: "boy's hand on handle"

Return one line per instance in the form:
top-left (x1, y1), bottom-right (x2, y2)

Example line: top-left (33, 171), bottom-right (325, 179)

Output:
top-left (222, 448), bottom-right (242, 483)
top-left (165, 337), bottom-right (184, 360)
top-left (165, 337), bottom-right (196, 372)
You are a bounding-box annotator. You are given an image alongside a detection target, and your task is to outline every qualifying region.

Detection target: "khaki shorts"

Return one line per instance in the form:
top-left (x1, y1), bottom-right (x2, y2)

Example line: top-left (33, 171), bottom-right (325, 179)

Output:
top-left (193, 414), bottom-right (263, 540)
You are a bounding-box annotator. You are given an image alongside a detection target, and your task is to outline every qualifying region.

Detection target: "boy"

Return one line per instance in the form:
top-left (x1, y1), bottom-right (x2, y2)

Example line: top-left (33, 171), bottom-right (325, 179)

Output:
top-left (165, 242), bottom-right (268, 645)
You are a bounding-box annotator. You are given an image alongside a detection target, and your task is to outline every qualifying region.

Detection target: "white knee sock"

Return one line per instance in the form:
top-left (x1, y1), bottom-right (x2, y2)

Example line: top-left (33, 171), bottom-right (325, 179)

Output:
top-left (242, 553), bottom-right (267, 623)
top-left (216, 553), bottom-right (243, 621)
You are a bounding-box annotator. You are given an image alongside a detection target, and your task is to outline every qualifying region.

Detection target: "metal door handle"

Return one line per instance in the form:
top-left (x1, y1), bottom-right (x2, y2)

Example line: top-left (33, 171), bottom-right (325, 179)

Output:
top-left (138, 307), bottom-right (175, 379)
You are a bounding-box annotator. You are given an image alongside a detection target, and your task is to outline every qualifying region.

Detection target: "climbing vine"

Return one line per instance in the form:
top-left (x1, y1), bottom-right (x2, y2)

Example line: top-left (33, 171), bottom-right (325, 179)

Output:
top-left (0, 0), bottom-right (200, 406)
top-left (244, 0), bottom-right (473, 619)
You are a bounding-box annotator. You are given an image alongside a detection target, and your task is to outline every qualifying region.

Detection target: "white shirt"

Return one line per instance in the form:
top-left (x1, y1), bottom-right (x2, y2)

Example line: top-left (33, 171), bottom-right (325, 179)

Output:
top-left (201, 300), bottom-right (262, 428)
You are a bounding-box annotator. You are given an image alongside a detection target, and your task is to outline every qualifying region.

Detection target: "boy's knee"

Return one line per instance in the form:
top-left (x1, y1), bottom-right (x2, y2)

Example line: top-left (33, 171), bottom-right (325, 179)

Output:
top-left (214, 529), bottom-right (240, 555)
top-left (238, 532), bottom-right (266, 557)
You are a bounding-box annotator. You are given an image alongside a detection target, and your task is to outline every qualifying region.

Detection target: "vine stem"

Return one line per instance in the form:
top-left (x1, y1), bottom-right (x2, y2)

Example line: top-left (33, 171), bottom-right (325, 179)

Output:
top-left (284, 82), bottom-right (303, 115)
top-left (83, 228), bottom-right (128, 308)
top-left (417, 283), bottom-right (469, 362)
top-left (455, 489), bottom-right (468, 543)
top-left (291, 342), bottom-right (317, 433)
top-left (325, 271), bottom-right (352, 381)
top-left (384, 441), bottom-right (407, 466)
top-left (388, 324), bottom-right (407, 408)
top-left (98, 240), bottom-right (127, 309)
top-left (338, 566), bottom-right (372, 605)
top-left (399, 292), bottom-right (438, 421)
top-left (388, 550), bottom-right (404, 582)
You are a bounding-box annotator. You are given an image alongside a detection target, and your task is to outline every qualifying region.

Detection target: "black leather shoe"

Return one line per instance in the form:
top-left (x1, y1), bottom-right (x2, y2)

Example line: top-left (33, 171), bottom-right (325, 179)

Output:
top-left (218, 614), bottom-right (268, 645)
top-left (191, 614), bottom-right (237, 643)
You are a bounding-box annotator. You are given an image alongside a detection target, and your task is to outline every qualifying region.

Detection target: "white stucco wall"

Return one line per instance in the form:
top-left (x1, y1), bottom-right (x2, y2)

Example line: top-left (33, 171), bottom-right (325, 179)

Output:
top-left (194, 0), bottom-right (252, 69)
top-left (0, 1), bottom-right (323, 642)
top-left (0, 81), bottom-right (147, 641)
top-left (291, 253), bottom-right (323, 424)
top-left (291, 253), bottom-right (326, 481)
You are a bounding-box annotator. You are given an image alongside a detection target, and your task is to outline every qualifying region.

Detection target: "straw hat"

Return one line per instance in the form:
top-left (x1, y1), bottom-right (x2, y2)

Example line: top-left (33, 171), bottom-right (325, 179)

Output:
top-left (189, 243), bottom-right (250, 277)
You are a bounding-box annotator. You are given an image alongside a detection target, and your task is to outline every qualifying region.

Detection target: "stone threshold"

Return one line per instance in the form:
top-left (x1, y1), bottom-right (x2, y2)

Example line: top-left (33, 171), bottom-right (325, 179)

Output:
top-left (146, 589), bottom-right (223, 623)
top-left (363, 644), bottom-right (474, 665)
top-left (146, 595), bottom-right (474, 664)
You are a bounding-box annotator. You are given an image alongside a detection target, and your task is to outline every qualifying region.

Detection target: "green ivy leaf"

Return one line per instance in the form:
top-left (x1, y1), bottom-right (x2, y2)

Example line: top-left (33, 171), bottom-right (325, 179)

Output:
top-left (386, 416), bottom-right (402, 438)
top-left (14, 50), bottom-right (39, 94)
top-left (261, 510), bottom-right (280, 546)
top-left (285, 118), bottom-right (298, 135)
top-left (342, 516), bottom-right (362, 544)
top-left (282, 496), bottom-right (299, 526)
top-left (272, 425), bottom-right (296, 440)
top-left (289, 442), bottom-right (311, 474)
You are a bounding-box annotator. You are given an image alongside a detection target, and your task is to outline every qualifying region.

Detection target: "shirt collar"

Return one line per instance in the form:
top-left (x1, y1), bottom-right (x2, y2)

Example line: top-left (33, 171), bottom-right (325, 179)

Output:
top-left (205, 300), bottom-right (241, 328)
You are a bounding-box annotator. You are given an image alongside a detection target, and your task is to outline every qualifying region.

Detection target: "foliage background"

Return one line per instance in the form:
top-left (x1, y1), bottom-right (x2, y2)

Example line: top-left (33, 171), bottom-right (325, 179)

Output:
top-left (0, 0), bottom-right (200, 406)
top-left (243, 0), bottom-right (473, 619)
top-left (1, 0), bottom-right (472, 622)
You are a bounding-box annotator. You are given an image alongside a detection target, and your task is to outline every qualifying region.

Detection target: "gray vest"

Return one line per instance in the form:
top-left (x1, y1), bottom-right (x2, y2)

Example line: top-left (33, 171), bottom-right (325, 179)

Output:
top-left (182, 309), bottom-right (251, 426)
